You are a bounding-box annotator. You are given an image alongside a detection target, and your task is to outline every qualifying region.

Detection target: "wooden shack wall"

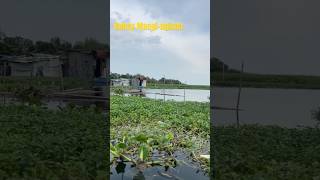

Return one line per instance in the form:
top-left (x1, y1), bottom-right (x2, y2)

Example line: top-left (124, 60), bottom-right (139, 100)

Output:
top-left (66, 52), bottom-right (96, 79)
top-left (32, 59), bottom-right (61, 77)
top-left (10, 62), bottom-right (33, 77)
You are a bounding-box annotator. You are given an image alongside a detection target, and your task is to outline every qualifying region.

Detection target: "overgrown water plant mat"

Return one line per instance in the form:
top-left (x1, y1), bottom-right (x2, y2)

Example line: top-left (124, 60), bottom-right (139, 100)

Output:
top-left (0, 105), bottom-right (108, 179)
top-left (0, 77), bottom-right (91, 92)
top-left (213, 125), bottom-right (320, 179)
top-left (110, 95), bottom-right (210, 177)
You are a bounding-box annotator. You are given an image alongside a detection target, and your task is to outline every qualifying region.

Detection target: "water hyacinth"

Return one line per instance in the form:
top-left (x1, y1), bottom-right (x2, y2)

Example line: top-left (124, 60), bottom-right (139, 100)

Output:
top-left (110, 95), bottom-right (210, 173)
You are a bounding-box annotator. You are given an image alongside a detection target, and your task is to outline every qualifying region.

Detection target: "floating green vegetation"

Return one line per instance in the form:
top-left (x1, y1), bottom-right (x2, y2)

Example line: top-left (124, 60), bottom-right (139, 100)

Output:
top-left (112, 87), bottom-right (125, 96)
top-left (110, 95), bottom-right (210, 173)
top-left (213, 125), bottom-right (320, 179)
top-left (0, 77), bottom-right (91, 92)
top-left (0, 105), bottom-right (108, 179)
top-left (14, 86), bottom-right (44, 105)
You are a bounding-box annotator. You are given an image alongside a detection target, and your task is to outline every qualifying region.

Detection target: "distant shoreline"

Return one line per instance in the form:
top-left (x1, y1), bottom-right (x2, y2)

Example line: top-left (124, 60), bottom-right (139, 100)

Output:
top-left (146, 83), bottom-right (210, 90)
top-left (212, 72), bottom-right (320, 90)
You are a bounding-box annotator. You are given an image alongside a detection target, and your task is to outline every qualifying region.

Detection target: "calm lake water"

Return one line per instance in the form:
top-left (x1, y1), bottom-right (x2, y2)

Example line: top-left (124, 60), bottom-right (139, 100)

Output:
top-left (110, 152), bottom-right (209, 180)
top-left (143, 89), bottom-right (210, 102)
top-left (111, 163), bottom-right (209, 180)
top-left (214, 87), bottom-right (320, 128)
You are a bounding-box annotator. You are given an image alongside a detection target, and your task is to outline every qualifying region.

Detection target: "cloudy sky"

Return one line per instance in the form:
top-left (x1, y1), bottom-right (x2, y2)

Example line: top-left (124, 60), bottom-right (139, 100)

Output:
top-left (111, 0), bottom-right (210, 85)
top-left (214, 0), bottom-right (320, 76)
top-left (0, 0), bottom-right (108, 43)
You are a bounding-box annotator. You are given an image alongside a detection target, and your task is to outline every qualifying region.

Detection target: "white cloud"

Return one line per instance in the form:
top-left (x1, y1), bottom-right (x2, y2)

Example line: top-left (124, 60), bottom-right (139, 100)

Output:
top-left (111, 0), bottom-right (210, 85)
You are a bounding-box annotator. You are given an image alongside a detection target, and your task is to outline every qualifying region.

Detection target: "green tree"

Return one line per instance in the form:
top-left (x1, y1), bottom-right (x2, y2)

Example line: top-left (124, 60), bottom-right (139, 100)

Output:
top-left (73, 38), bottom-right (107, 50)
top-left (35, 41), bottom-right (56, 54)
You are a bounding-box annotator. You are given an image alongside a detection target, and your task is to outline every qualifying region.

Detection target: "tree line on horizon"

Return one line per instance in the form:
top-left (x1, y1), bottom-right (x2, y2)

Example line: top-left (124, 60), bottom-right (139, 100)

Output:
top-left (111, 58), bottom-right (238, 85)
top-left (211, 57), bottom-right (240, 73)
top-left (0, 32), bottom-right (109, 55)
top-left (110, 72), bottom-right (183, 85)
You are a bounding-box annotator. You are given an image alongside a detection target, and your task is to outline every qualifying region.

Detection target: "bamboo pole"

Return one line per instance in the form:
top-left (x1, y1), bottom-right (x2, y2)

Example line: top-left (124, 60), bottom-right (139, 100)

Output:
top-left (236, 61), bottom-right (244, 128)
top-left (163, 75), bottom-right (165, 101)
top-left (184, 87), bottom-right (186, 102)
top-left (184, 81), bottom-right (186, 103)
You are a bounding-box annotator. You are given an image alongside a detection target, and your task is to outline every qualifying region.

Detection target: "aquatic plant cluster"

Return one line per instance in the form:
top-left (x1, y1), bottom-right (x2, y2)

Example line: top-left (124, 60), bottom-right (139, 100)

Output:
top-left (0, 77), bottom-right (91, 92)
top-left (110, 96), bottom-right (210, 173)
top-left (2, 100), bottom-right (319, 179)
top-left (213, 125), bottom-right (320, 179)
top-left (0, 105), bottom-right (108, 179)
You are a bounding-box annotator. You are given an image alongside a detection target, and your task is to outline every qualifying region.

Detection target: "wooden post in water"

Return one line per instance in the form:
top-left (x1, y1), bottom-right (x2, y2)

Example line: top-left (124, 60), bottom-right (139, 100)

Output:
top-left (184, 87), bottom-right (186, 103)
top-left (236, 61), bottom-right (244, 128)
top-left (163, 75), bottom-right (166, 102)
top-left (183, 81), bottom-right (187, 103)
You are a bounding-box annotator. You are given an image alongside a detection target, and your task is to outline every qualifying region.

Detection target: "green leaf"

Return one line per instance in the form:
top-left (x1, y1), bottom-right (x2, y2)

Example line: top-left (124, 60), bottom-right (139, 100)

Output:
top-left (116, 142), bottom-right (126, 149)
top-left (110, 143), bottom-right (116, 151)
top-left (147, 138), bottom-right (155, 145)
top-left (166, 132), bottom-right (174, 141)
top-left (110, 143), bottom-right (120, 157)
top-left (135, 134), bottom-right (148, 143)
top-left (139, 145), bottom-right (149, 162)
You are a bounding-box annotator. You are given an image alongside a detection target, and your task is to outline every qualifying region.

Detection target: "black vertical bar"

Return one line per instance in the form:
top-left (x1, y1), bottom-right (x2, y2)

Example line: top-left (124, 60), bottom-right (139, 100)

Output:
top-left (106, 0), bottom-right (110, 179)
top-left (210, 0), bottom-right (214, 179)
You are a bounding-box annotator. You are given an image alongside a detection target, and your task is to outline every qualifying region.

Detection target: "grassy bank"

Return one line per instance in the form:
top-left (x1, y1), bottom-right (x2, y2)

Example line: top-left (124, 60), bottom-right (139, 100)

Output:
top-left (213, 125), bottom-right (320, 179)
top-left (0, 105), bottom-right (108, 179)
top-left (146, 83), bottom-right (210, 90)
top-left (110, 96), bottom-right (210, 171)
top-left (213, 72), bottom-right (320, 89)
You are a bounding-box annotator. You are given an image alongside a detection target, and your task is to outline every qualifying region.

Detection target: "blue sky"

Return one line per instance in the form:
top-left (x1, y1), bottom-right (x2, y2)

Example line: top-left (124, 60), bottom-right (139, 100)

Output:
top-left (110, 0), bottom-right (210, 85)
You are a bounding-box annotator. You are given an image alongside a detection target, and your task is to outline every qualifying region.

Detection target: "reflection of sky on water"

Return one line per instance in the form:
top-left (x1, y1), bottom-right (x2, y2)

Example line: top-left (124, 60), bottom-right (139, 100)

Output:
top-left (214, 87), bottom-right (320, 128)
top-left (144, 89), bottom-right (210, 102)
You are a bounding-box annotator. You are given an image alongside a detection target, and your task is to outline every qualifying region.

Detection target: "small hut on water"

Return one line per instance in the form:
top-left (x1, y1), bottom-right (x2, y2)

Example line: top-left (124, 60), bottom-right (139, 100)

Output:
top-left (0, 53), bottom-right (61, 77)
top-left (0, 50), bottom-right (109, 80)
